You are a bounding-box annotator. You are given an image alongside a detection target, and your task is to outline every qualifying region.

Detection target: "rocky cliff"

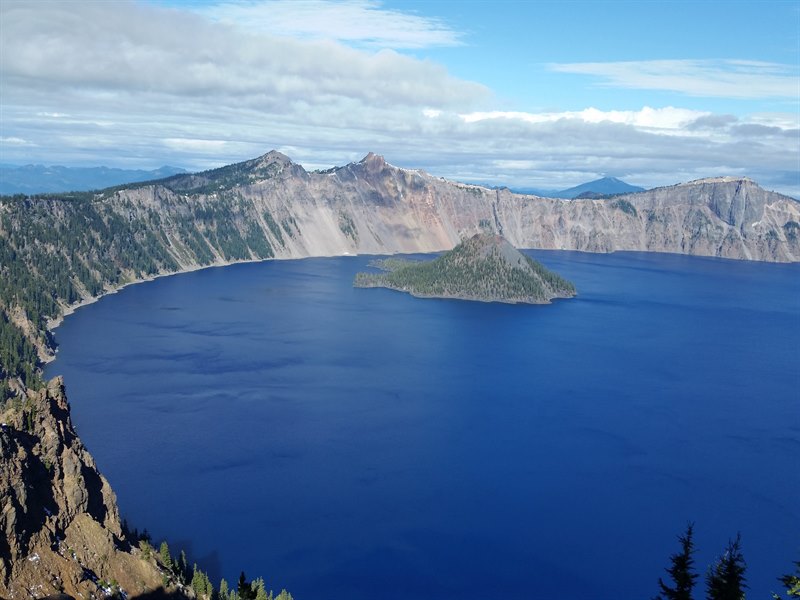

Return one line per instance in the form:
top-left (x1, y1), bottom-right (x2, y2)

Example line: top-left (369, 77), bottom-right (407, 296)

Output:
top-left (99, 152), bottom-right (800, 265)
top-left (0, 379), bottom-right (185, 599)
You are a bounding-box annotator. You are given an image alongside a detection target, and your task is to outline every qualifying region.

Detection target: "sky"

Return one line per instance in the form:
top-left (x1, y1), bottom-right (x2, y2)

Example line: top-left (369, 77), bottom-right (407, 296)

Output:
top-left (1, 0), bottom-right (798, 194)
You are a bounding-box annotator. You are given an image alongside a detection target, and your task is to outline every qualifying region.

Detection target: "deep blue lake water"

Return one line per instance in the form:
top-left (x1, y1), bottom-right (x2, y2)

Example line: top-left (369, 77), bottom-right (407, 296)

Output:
top-left (46, 251), bottom-right (799, 599)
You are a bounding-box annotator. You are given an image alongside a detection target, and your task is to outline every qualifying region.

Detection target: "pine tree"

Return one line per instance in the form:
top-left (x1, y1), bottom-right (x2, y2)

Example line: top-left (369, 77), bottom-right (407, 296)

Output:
top-left (192, 565), bottom-right (205, 597)
top-left (159, 541), bottom-right (173, 570)
top-left (178, 549), bottom-right (189, 583)
top-left (706, 534), bottom-right (747, 600)
top-left (205, 573), bottom-right (214, 599)
top-left (773, 560), bottom-right (800, 599)
top-left (219, 578), bottom-right (231, 600)
top-left (238, 571), bottom-right (255, 600)
top-left (656, 523), bottom-right (698, 600)
top-left (252, 577), bottom-right (269, 600)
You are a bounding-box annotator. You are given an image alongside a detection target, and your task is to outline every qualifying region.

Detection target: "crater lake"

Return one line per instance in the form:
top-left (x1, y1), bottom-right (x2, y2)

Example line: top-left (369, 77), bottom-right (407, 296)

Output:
top-left (45, 251), bottom-right (800, 599)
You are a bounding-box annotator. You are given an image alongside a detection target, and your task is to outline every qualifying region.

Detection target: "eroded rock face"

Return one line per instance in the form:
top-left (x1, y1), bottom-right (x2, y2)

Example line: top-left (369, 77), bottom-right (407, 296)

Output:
top-left (0, 379), bottom-right (172, 599)
top-left (109, 153), bottom-right (800, 265)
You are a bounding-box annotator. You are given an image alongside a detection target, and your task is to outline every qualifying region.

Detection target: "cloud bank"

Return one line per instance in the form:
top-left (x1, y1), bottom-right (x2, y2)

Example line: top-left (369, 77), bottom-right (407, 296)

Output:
top-left (0, 1), bottom-right (797, 197)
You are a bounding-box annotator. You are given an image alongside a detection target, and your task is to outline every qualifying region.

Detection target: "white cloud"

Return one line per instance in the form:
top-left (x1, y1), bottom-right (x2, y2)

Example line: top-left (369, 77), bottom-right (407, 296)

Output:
top-left (549, 59), bottom-right (800, 99)
top-left (195, 0), bottom-right (463, 49)
top-left (162, 138), bottom-right (231, 152)
top-left (0, 2), bottom-right (797, 197)
top-left (459, 107), bottom-right (709, 131)
top-left (0, 1), bottom-right (485, 109)
top-left (0, 136), bottom-right (33, 146)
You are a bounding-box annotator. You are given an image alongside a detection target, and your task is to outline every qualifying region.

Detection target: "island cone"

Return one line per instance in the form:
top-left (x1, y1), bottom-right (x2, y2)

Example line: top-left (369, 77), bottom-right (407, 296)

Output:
top-left (355, 233), bottom-right (576, 304)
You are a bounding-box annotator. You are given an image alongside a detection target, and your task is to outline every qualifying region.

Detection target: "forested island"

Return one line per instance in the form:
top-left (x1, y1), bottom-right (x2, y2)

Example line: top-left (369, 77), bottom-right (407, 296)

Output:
top-left (354, 233), bottom-right (576, 304)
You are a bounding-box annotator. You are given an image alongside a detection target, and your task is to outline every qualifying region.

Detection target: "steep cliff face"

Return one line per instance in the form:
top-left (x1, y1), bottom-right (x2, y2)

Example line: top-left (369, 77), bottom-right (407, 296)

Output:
top-left (104, 152), bottom-right (800, 266)
top-left (0, 379), bottom-right (178, 598)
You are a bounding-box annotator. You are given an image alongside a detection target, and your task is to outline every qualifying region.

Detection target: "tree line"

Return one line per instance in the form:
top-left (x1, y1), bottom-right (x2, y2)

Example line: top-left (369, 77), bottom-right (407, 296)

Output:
top-left (655, 524), bottom-right (799, 600)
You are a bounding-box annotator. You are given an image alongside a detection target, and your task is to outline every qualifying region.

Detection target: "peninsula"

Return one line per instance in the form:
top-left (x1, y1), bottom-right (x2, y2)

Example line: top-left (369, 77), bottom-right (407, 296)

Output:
top-left (354, 233), bottom-right (576, 304)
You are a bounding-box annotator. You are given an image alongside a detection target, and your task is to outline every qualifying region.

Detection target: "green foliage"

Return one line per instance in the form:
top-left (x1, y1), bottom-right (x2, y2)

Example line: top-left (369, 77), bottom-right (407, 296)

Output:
top-left (219, 579), bottom-right (231, 600)
top-left (177, 550), bottom-right (189, 584)
top-left (338, 211), bottom-right (358, 241)
top-left (656, 523), bottom-right (698, 600)
top-left (159, 541), bottom-right (172, 570)
top-left (281, 216), bottom-right (298, 239)
top-left (155, 157), bottom-right (281, 195)
top-left (355, 235), bottom-right (575, 303)
top-left (612, 198), bottom-right (638, 217)
top-left (0, 312), bottom-right (43, 389)
top-left (238, 571), bottom-right (255, 600)
top-left (24, 402), bottom-right (36, 432)
top-left (263, 210), bottom-right (285, 247)
top-left (139, 540), bottom-right (152, 560)
top-left (773, 560), bottom-right (800, 599)
top-left (0, 378), bottom-right (11, 403)
top-left (191, 563), bottom-right (214, 599)
top-left (705, 534), bottom-right (746, 600)
top-left (253, 577), bottom-right (269, 600)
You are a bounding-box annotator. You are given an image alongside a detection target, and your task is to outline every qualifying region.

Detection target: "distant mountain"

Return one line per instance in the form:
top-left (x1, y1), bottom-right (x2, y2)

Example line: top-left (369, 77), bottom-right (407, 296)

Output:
top-left (552, 177), bottom-right (645, 199)
top-left (506, 177), bottom-right (644, 198)
top-left (354, 233), bottom-right (576, 304)
top-left (0, 164), bottom-right (187, 195)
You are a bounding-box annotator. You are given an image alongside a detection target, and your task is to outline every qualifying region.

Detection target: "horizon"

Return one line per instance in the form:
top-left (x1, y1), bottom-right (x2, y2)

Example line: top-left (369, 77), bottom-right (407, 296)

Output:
top-left (1, 0), bottom-right (798, 195)
top-left (2, 149), bottom-right (797, 199)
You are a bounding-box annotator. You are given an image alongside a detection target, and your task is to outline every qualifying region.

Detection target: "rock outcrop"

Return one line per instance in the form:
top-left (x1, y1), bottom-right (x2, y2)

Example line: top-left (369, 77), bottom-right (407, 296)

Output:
top-left (0, 379), bottom-right (179, 599)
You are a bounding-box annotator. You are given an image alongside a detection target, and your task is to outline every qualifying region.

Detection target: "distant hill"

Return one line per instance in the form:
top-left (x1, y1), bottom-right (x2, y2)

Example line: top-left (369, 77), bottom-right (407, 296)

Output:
top-left (552, 177), bottom-right (645, 199)
top-left (354, 233), bottom-right (577, 304)
top-left (0, 164), bottom-right (187, 195)
top-left (508, 177), bottom-right (645, 198)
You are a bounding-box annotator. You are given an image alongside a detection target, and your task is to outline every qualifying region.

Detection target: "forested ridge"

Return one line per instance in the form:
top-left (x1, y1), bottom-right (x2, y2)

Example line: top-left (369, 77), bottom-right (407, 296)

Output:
top-left (0, 188), bottom-right (285, 399)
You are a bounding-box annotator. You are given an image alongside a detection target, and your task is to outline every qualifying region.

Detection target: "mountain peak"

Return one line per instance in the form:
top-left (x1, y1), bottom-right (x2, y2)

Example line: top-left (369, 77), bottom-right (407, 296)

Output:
top-left (360, 152), bottom-right (387, 168)
top-left (255, 150), bottom-right (293, 166)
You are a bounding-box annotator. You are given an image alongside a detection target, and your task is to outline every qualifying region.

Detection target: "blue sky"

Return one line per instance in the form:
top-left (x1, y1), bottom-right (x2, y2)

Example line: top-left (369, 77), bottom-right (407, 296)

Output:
top-left (1, 0), bottom-right (798, 194)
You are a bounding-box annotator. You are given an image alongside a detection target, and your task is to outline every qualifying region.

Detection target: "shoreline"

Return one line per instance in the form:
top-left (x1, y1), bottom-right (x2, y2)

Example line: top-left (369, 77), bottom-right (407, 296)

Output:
top-left (43, 256), bottom-right (279, 359)
top-left (42, 244), bottom-right (798, 364)
top-left (43, 247), bottom-right (448, 340)
top-left (43, 249), bottom-right (384, 357)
